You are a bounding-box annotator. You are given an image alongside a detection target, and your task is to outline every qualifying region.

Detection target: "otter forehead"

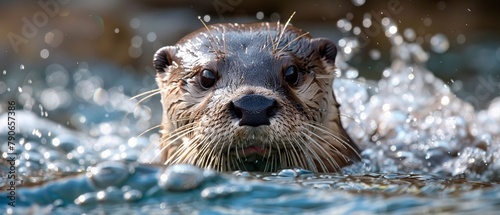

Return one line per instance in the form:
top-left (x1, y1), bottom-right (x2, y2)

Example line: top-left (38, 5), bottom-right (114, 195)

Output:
top-left (175, 23), bottom-right (311, 88)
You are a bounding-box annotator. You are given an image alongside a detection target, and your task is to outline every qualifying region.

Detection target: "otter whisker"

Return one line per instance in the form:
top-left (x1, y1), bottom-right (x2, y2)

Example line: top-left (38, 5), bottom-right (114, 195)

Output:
top-left (300, 130), bottom-right (341, 171)
top-left (159, 125), bottom-right (198, 163)
top-left (297, 133), bottom-right (328, 172)
top-left (289, 137), bottom-right (313, 171)
top-left (130, 89), bottom-right (161, 103)
top-left (156, 124), bottom-right (197, 164)
top-left (166, 134), bottom-right (202, 165)
top-left (278, 32), bottom-right (310, 53)
top-left (305, 122), bottom-right (362, 160)
top-left (204, 136), bottom-right (224, 170)
top-left (138, 124), bottom-right (162, 138)
top-left (304, 123), bottom-right (350, 149)
top-left (274, 11), bottom-right (296, 53)
top-left (198, 16), bottom-right (224, 59)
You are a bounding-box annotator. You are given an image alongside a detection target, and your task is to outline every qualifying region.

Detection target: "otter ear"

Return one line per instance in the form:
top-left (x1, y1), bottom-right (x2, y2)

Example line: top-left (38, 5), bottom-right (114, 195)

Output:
top-left (153, 46), bottom-right (178, 73)
top-left (311, 38), bottom-right (337, 65)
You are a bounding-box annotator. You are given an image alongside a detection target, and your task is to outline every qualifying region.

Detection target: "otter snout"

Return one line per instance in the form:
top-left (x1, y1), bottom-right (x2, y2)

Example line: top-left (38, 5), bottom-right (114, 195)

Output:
top-left (229, 94), bottom-right (278, 127)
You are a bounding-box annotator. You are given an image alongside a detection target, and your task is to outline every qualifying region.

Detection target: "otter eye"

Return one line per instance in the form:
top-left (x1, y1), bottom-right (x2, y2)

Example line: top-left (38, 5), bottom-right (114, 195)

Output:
top-left (284, 65), bottom-right (300, 86)
top-left (199, 69), bottom-right (216, 89)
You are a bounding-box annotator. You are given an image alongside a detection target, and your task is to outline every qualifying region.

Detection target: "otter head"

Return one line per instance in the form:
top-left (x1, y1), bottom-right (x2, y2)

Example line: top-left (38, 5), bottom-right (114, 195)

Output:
top-left (153, 22), bottom-right (359, 172)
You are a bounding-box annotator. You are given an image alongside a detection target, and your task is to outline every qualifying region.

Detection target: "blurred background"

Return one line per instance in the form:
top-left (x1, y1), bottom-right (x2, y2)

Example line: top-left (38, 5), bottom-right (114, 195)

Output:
top-left (1, 0), bottom-right (499, 111)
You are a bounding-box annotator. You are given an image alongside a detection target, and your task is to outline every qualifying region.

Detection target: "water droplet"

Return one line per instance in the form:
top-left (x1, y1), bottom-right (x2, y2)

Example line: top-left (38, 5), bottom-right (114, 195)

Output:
top-left (362, 13), bottom-right (372, 28)
top-left (430, 33), bottom-right (449, 53)
top-left (147, 32), bottom-right (157, 42)
top-left (20, 64), bottom-right (25, 70)
top-left (203, 15), bottom-right (211, 22)
top-left (403, 28), bottom-right (416, 42)
top-left (385, 25), bottom-right (398, 37)
top-left (114, 28), bottom-right (120, 33)
top-left (337, 18), bottom-right (352, 32)
top-left (256, 11), bottom-right (264, 20)
top-left (441, 96), bottom-right (450, 105)
top-left (423, 17), bottom-right (432, 27)
top-left (40, 49), bottom-right (50, 59)
top-left (351, 0), bottom-right (366, 6)
top-left (2, 70), bottom-right (6, 75)
top-left (353, 27), bottom-right (361, 35)
top-left (369, 49), bottom-right (381, 60)
top-left (44, 30), bottom-right (64, 47)
top-left (346, 69), bottom-right (359, 79)
top-left (128, 46), bottom-right (142, 58)
top-left (437, 1), bottom-right (446, 10)
top-left (456, 34), bottom-right (466, 44)
top-left (158, 164), bottom-right (205, 191)
top-left (269, 12), bottom-right (280, 22)
top-left (130, 18), bottom-right (140, 29)
top-left (381, 17), bottom-right (391, 26)
top-left (131, 36), bottom-right (143, 48)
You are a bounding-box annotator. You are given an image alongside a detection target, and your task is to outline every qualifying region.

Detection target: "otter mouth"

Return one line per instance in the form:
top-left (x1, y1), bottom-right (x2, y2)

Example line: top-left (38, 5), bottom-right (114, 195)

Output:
top-left (230, 145), bottom-right (280, 171)
top-left (238, 145), bottom-right (269, 156)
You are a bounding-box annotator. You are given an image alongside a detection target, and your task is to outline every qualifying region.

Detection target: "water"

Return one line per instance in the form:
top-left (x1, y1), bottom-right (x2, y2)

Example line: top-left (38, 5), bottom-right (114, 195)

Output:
top-left (1, 11), bottom-right (500, 215)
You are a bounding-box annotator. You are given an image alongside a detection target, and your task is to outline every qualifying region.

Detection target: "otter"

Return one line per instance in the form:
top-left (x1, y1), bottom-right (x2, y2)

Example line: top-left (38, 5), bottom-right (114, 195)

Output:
top-left (153, 22), bottom-right (360, 172)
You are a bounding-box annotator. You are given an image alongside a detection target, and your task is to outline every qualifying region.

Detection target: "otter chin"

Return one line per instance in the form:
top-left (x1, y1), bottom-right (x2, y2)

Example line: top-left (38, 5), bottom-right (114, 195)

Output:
top-left (153, 22), bottom-right (360, 172)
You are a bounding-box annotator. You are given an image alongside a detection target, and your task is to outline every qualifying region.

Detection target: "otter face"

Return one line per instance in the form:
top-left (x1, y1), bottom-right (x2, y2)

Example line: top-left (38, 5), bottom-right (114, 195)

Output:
top-left (154, 22), bottom-right (359, 172)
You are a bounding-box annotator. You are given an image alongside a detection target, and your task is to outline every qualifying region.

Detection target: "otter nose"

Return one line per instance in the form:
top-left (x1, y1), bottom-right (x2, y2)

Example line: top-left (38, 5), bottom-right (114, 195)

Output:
top-left (230, 94), bottom-right (277, 127)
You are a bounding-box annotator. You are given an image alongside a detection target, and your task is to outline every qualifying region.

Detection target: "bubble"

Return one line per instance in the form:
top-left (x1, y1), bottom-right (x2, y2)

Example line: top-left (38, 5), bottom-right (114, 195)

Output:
top-left (131, 36), bottom-right (143, 48)
top-left (423, 17), bottom-right (432, 27)
top-left (89, 161), bottom-right (131, 189)
top-left (40, 49), bottom-right (50, 59)
top-left (93, 88), bottom-right (109, 105)
top-left (430, 34), bottom-right (449, 53)
top-left (114, 28), bottom-right (120, 33)
top-left (40, 89), bottom-right (70, 110)
top-left (203, 15), bottom-right (211, 22)
top-left (385, 25), bottom-right (398, 37)
top-left (130, 18), bottom-right (140, 29)
top-left (45, 64), bottom-right (69, 88)
top-left (346, 69), bottom-right (359, 79)
top-left (123, 190), bottom-right (142, 202)
top-left (441, 96), bottom-right (450, 106)
top-left (393, 35), bottom-right (403, 45)
top-left (44, 30), bottom-right (64, 47)
top-left (158, 164), bottom-right (205, 191)
top-left (344, 46), bottom-right (352, 54)
top-left (128, 46), bottom-right (142, 58)
top-left (456, 34), bottom-right (466, 44)
top-left (346, 13), bottom-right (353, 20)
top-left (383, 68), bottom-right (391, 77)
top-left (362, 13), bottom-right (372, 28)
top-left (351, 0), bottom-right (366, 6)
top-left (381, 17), bottom-right (391, 26)
top-left (256, 11), bottom-right (264, 20)
top-left (147, 32), bottom-right (157, 42)
top-left (352, 27), bottom-right (361, 35)
top-left (270, 12), bottom-right (280, 22)
top-left (437, 1), bottom-right (446, 10)
top-left (369, 49), bottom-right (381, 60)
top-left (337, 18), bottom-right (352, 32)
top-left (403, 28), bottom-right (416, 42)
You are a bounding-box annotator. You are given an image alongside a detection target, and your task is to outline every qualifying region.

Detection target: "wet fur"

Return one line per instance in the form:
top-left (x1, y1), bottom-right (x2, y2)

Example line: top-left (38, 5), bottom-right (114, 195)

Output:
top-left (153, 22), bottom-right (360, 172)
